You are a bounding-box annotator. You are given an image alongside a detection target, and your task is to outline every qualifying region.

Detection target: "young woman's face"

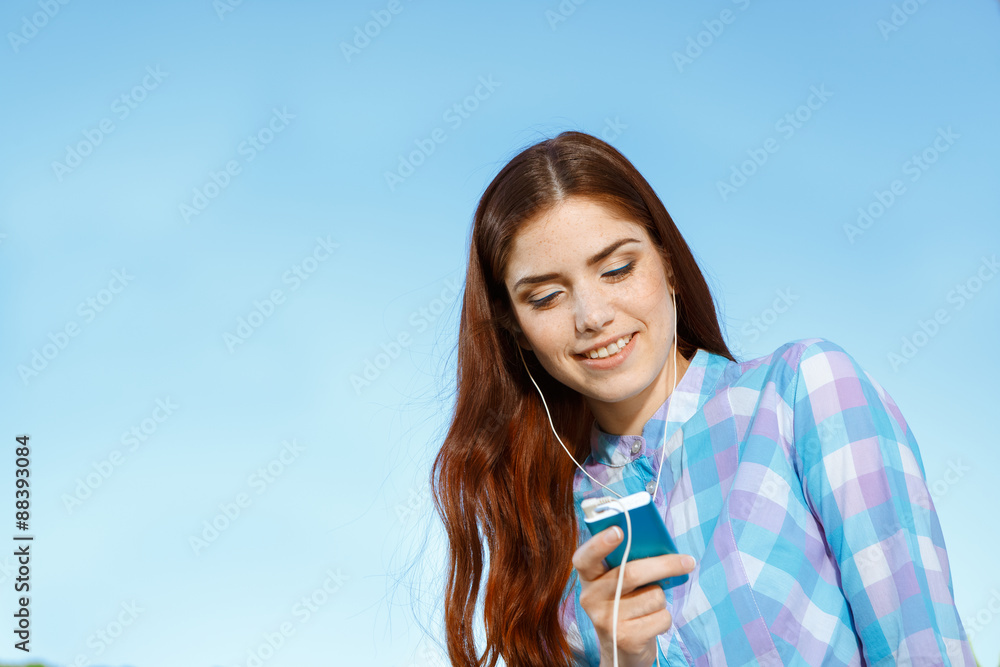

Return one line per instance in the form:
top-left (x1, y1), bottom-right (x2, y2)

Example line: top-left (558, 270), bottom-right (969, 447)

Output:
top-left (504, 196), bottom-right (678, 410)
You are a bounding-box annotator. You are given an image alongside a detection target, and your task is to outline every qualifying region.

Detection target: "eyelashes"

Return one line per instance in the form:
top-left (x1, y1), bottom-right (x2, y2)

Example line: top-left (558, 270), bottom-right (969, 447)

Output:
top-left (528, 261), bottom-right (636, 310)
top-left (606, 261), bottom-right (636, 279)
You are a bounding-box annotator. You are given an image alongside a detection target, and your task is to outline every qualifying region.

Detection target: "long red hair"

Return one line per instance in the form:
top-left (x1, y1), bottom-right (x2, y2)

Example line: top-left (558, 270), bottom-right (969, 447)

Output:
top-left (431, 131), bottom-right (734, 666)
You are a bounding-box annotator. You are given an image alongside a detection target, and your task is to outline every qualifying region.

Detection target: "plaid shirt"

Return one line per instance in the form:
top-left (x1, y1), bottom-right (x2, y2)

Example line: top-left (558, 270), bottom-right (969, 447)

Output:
top-left (560, 338), bottom-right (973, 666)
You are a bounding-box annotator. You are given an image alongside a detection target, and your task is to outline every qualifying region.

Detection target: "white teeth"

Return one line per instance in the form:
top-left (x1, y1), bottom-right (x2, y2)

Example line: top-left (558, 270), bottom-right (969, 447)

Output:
top-left (586, 333), bottom-right (632, 359)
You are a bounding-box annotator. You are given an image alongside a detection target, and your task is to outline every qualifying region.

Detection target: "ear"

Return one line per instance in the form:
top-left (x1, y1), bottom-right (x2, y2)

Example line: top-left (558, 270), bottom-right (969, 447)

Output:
top-left (511, 325), bottom-right (532, 351)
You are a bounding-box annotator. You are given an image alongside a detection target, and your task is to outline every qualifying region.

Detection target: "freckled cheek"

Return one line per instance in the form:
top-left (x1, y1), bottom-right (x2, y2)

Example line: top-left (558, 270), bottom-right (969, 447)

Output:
top-left (520, 319), bottom-right (562, 359)
top-left (537, 320), bottom-right (577, 366)
top-left (622, 274), bottom-right (664, 307)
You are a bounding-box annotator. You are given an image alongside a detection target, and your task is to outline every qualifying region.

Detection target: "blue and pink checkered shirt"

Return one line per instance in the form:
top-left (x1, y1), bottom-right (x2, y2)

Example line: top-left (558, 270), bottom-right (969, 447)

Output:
top-left (560, 338), bottom-right (973, 666)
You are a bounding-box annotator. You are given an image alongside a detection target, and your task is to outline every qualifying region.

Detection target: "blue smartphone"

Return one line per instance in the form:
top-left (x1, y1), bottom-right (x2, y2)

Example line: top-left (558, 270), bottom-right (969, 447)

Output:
top-left (581, 491), bottom-right (688, 589)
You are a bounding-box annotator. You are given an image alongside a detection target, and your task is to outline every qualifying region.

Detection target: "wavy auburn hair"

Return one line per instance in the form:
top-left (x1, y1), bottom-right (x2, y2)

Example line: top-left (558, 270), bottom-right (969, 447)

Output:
top-left (431, 131), bottom-right (734, 666)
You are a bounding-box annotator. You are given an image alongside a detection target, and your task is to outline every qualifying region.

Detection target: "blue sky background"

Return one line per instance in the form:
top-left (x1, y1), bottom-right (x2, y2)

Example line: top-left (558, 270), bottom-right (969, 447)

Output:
top-left (1, 1), bottom-right (998, 665)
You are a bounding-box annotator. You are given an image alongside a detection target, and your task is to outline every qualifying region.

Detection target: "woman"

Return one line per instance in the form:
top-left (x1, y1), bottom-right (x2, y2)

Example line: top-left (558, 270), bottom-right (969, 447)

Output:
top-left (430, 131), bottom-right (973, 666)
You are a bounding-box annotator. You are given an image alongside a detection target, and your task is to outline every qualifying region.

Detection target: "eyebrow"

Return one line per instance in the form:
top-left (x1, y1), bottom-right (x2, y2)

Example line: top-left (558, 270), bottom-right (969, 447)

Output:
top-left (511, 237), bottom-right (642, 292)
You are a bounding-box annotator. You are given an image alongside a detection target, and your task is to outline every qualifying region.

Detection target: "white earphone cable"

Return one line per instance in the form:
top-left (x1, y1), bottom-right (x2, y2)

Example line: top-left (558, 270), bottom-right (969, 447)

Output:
top-left (513, 291), bottom-right (678, 667)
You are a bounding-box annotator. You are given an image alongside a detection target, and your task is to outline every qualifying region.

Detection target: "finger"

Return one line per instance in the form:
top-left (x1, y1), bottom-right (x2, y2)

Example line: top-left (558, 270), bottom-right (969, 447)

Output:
top-left (572, 526), bottom-right (623, 582)
top-left (589, 584), bottom-right (666, 630)
top-left (600, 607), bottom-right (673, 657)
top-left (617, 583), bottom-right (667, 619)
top-left (594, 553), bottom-right (696, 596)
top-left (619, 607), bottom-right (673, 644)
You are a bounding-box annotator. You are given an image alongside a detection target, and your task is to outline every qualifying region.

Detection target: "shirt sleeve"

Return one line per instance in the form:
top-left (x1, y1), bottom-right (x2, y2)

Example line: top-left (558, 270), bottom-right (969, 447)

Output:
top-left (559, 568), bottom-right (599, 666)
top-left (789, 338), bottom-right (974, 666)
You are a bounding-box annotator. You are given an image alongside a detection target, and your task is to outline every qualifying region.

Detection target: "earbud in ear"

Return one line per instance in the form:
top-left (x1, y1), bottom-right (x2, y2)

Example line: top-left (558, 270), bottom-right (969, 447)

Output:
top-left (509, 322), bottom-right (532, 351)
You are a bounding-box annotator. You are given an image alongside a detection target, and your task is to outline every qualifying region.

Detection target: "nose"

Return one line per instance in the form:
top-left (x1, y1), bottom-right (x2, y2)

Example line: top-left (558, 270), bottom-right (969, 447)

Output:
top-left (575, 287), bottom-right (614, 334)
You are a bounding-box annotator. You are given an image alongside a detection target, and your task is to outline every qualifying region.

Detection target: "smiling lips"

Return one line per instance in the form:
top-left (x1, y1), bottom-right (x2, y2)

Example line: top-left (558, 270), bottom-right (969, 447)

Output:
top-left (580, 332), bottom-right (634, 359)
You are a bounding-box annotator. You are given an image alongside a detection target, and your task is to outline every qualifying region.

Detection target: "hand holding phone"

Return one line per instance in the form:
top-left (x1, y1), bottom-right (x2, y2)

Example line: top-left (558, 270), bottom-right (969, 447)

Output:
top-left (581, 491), bottom-right (689, 589)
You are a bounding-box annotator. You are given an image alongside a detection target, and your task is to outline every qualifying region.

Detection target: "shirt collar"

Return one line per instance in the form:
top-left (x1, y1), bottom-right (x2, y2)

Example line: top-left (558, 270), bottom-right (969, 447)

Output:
top-left (587, 347), bottom-right (728, 466)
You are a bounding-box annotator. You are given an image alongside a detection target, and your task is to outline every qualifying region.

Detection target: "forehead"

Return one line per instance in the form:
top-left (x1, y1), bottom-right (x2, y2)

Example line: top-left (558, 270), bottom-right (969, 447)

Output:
top-left (506, 198), bottom-right (648, 272)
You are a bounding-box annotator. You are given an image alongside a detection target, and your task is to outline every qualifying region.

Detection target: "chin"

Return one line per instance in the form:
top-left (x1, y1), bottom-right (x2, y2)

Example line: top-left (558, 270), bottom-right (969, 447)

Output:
top-left (586, 379), bottom-right (646, 403)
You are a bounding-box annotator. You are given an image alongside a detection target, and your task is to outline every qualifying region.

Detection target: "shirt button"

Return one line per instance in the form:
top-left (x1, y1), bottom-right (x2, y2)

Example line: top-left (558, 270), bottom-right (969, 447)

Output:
top-left (645, 481), bottom-right (657, 496)
top-left (630, 441), bottom-right (642, 455)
